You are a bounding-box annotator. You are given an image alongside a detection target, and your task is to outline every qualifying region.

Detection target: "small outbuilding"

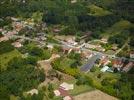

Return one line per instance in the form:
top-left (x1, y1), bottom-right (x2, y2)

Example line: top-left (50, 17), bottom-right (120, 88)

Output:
top-left (101, 66), bottom-right (113, 73)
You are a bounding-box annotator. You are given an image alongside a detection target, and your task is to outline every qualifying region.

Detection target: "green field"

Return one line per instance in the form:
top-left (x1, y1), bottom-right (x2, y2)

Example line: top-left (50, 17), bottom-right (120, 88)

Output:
top-left (104, 20), bottom-right (133, 35)
top-left (88, 4), bottom-right (112, 16)
top-left (69, 83), bottom-right (94, 96)
top-left (87, 67), bottom-right (121, 86)
top-left (0, 49), bottom-right (21, 71)
top-left (94, 0), bottom-right (117, 7)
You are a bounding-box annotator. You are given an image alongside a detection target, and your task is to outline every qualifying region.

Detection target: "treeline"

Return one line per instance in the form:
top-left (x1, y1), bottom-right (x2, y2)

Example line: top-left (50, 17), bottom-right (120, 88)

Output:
top-left (0, 56), bottom-right (45, 99)
top-left (0, 0), bottom-right (133, 33)
top-left (88, 0), bottom-right (134, 22)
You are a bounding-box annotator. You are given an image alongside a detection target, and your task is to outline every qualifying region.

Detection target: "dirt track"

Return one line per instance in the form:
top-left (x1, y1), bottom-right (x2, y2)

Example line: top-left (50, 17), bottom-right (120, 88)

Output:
top-left (74, 90), bottom-right (118, 100)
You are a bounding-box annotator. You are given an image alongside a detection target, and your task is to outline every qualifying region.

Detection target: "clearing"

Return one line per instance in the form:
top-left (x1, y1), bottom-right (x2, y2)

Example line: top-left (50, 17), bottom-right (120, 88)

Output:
top-left (74, 90), bottom-right (118, 100)
top-left (104, 20), bottom-right (133, 35)
top-left (88, 4), bottom-right (112, 16)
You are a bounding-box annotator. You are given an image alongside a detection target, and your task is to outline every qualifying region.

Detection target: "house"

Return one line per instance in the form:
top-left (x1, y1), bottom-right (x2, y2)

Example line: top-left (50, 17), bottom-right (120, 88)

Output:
top-left (101, 66), bottom-right (113, 73)
top-left (54, 82), bottom-right (73, 100)
top-left (6, 31), bottom-right (17, 37)
top-left (12, 42), bottom-right (23, 48)
top-left (81, 50), bottom-right (93, 59)
top-left (47, 44), bottom-right (54, 50)
top-left (130, 51), bottom-right (134, 59)
top-left (62, 46), bottom-right (71, 53)
top-left (122, 62), bottom-right (133, 72)
top-left (53, 28), bottom-right (61, 33)
top-left (111, 44), bottom-right (118, 51)
top-left (11, 17), bottom-right (20, 22)
top-left (71, 0), bottom-right (77, 3)
top-left (96, 46), bottom-right (105, 52)
top-left (54, 90), bottom-right (61, 96)
top-left (0, 36), bottom-right (9, 42)
top-left (62, 46), bottom-right (80, 54)
top-left (27, 89), bottom-right (38, 95)
top-left (99, 57), bottom-right (110, 66)
top-left (101, 38), bottom-right (108, 44)
top-left (85, 43), bottom-right (101, 49)
top-left (60, 82), bottom-right (74, 91)
top-left (0, 28), bottom-right (3, 32)
top-left (12, 22), bottom-right (23, 32)
top-left (112, 59), bottom-right (124, 71)
top-left (55, 35), bottom-right (76, 45)
top-left (66, 39), bottom-right (78, 46)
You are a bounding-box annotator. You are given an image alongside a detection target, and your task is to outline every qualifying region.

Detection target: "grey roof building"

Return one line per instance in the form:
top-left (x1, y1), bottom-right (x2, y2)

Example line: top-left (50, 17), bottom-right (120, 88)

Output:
top-left (80, 55), bottom-right (101, 72)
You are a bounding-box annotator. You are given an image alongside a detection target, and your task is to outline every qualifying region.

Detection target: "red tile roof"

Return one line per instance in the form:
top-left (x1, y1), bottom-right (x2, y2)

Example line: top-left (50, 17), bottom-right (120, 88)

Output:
top-left (112, 59), bottom-right (122, 65)
top-left (58, 88), bottom-right (73, 100)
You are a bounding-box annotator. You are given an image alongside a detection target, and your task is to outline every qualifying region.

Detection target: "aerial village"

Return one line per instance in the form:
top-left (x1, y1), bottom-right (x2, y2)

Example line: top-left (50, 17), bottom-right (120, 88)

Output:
top-left (0, 16), bottom-right (134, 100)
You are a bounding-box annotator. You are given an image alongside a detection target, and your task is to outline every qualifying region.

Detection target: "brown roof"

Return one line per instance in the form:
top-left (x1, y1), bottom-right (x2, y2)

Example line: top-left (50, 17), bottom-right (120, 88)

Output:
top-left (123, 62), bottom-right (134, 72)
top-left (58, 88), bottom-right (73, 100)
top-left (58, 88), bottom-right (69, 97)
top-left (100, 57), bottom-right (109, 65)
top-left (130, 51), bottom-right (134, 54)
top-left (112, 59), bottom-right (122, 65)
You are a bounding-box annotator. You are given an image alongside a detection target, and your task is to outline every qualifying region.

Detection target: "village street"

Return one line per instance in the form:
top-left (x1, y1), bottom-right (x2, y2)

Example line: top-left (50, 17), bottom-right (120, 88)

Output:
top-left (9, 34), bottom-right (134, 62)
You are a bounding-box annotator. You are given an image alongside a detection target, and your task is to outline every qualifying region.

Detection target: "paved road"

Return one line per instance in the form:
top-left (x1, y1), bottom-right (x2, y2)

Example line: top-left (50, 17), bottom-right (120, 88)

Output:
top-left (55, 39), bottom-right (134, 61)
top-left (9, 34), bottom-right (134, 61)
top-left (10, 35), bottom-right (46, 45)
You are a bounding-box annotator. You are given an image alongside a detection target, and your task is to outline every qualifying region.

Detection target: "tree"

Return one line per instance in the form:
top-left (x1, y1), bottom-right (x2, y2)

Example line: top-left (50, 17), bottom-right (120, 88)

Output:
top-left (0, 41), bottom-right (14, 54)
top-left (0, 32), bottom-right (3, 37)
top-left (1, 56), bottom-right (45, 96)
top-left (76, 75), bottom-right (93, 86)
top-left (48, 83), bottom-right (54, 92)
top-left (0, 85), bottom-right (10, 100)
top-left (29, 47), bottom-right (44, 57)
top-left (97, 73), bottom-right (103, 78)
top-left (90, 66), bottom-right (97, 72)
top-left (25, 56), bottom-right (38, 66)
top-left (129, 38), bottom-right (134, 47)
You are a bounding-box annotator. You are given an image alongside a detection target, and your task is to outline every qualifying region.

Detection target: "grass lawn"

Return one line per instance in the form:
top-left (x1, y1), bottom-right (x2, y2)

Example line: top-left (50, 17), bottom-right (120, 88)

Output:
top-left (0, 49), bottom-right (21, 71)
top-left (60, 57), bottom-right (75, 67)
top-left (88, 4), bottom-right (112, 16)
top-left (65, 79), bottom-right (94, 96)
top-left (69, 83), bottom-right (94, 96)
top-left (87, 67), bottom-right (121, 86)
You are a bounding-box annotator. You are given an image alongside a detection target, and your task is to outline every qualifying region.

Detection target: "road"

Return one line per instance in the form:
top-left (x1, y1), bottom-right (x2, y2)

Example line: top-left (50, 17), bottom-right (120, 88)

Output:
top-left (10, 35), bottom-right (46, 46)
top-left (9, 34), bottom-right (133, 61)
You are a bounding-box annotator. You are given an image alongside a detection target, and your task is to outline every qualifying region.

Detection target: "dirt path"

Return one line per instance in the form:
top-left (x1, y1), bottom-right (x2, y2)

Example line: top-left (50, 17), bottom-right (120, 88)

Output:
top-left (37, 54), bottom-right (60, 88)
top-left (37, 54), bottom-right (60, 74)
top-left (74, 90), bottom-right (118, 100)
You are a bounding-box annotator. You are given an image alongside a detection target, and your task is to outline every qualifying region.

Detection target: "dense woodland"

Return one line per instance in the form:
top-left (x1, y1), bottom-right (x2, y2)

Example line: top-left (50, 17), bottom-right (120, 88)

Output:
top-left (0, 0), bottom-right (134, 100)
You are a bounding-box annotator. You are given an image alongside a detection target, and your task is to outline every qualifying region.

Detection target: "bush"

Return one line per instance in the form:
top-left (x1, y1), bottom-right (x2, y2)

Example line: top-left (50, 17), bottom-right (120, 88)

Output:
top-left (0, 41), bottom-right (14, 54)
top-left (90, 66), bottom-right (97, 72)
top-left (76, 75), bottom-right (93, 86)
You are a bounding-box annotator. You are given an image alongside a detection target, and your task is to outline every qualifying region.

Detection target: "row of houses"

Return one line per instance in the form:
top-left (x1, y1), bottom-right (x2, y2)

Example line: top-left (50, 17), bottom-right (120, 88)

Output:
top-left (112, 59), bottom-right (134, 72)
top-left (79, 50), bottom-right (134, 73)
